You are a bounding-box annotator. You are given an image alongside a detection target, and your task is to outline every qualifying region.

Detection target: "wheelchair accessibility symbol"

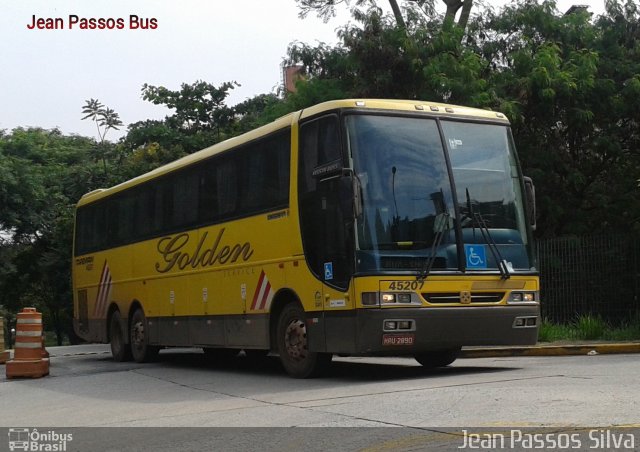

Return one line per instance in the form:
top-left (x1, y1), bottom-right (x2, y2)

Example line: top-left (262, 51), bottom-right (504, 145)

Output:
top-left (324, 262), bottom-right (334, 280)
top-left (464, 244), bottom-right (487, 269)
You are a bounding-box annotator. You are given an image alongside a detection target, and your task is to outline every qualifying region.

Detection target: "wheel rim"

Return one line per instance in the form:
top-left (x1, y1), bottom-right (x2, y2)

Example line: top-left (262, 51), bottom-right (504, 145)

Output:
top-left (284, 318), bottom-right (308, 362)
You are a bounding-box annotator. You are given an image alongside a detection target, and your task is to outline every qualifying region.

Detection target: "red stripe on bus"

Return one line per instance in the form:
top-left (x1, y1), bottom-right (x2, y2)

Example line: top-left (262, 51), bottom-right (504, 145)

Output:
top-left (251, 271), bottom-right (266, 310)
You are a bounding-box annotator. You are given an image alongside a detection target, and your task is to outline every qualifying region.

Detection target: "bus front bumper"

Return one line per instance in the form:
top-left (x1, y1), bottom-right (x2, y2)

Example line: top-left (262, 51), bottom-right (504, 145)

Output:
top-left (319, 305), bottom-right (540, 355)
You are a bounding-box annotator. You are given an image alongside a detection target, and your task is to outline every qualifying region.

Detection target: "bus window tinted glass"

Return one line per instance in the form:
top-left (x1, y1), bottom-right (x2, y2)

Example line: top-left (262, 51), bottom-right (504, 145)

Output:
top-left (74, 129), bottom-right (291, 256)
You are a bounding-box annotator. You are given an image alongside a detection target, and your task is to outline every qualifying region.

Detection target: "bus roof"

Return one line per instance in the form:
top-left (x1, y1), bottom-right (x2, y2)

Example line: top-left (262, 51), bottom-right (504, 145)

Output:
top-left (299, 99), bottom-right (509, 122)
top-left (78, 99), bottom-right (509, 207)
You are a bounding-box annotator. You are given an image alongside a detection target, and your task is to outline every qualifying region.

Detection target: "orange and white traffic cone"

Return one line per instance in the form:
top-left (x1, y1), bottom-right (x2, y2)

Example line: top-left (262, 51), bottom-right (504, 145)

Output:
top-left (0, 318), bottom-right (9, 364)
top-left (6, 308), bottom-right (50, 378)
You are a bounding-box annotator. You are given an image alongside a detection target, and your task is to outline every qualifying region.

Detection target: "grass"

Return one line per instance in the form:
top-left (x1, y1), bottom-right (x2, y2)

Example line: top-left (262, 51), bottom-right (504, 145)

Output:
top-left (539, 314), bottom-right (640, 342)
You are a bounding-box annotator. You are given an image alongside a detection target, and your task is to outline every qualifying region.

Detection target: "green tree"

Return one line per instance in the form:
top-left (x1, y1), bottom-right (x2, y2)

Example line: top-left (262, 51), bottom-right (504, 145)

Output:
top-left (141, 80), bottom-right (237, 137)
top-left (468, 0), bottom-right (640, 235)
top-left (122, 80), bottom-right (241, 170)
top-left (0, 128), bottom-right (99, 344)
top-left (284, 5), bottom-right (486, 105)
top-left (81, 99), bottom-right (124, 179)
top-left (295, 0), bottom-right (473, 31)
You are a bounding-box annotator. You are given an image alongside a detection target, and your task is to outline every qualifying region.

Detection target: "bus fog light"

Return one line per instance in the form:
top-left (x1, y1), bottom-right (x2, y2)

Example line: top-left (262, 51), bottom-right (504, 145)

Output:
top-left (513, 316), bottom-right (537, 328)
top-left (397, 293), bottom-right (412, 303)
top-left (382, 293), bottom-right (396, 303)
top-left (398, 321), bottom-right (412, 330)
top-left (384, 321), bottom-right (397, 330)
top-left (510, 292), bottom-right (523, 302)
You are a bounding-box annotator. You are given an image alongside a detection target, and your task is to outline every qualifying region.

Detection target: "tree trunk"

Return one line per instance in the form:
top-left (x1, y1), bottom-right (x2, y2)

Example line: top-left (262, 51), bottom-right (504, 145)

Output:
top-left (443, 0), bottom-right (463, 25)
top-left (457, 0), bottom-right (474, 32)
top-left (388, 0), bottom-right (406, 29)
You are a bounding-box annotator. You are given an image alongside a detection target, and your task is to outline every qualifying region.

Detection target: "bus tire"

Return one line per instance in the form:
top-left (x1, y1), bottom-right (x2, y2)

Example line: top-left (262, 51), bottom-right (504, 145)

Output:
top-left (414, 347), bottom-right (461, 368)
top-left (130, 308), bottom-right (159, 363)
top-left (109, 311), bottom-right (131, 362)
top-left (276, 303), bottom-right (332, 378)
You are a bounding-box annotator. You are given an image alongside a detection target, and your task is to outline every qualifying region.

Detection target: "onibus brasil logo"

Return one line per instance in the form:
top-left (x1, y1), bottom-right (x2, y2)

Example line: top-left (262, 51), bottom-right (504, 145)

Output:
top-left (8, 428), bottom-right (72, 452)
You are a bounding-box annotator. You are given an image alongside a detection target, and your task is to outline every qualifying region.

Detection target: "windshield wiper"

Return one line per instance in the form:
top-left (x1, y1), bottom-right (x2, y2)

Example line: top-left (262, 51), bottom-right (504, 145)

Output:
top-left (417, 212), bottom-right (449, 281)
top-left (473, 211), bottom-right (511, 280)
top-left (464, 188), bottom-right (510, 279)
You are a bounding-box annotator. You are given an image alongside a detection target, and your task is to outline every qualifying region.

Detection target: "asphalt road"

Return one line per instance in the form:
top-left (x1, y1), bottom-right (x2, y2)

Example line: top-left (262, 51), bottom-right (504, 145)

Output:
top-left (1, 345), bottom-right (639, 451)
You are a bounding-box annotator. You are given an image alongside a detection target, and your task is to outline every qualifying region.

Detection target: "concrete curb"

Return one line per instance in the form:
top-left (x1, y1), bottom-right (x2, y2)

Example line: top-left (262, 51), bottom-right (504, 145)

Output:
top-left (460, 342), bottom-right (640, 358)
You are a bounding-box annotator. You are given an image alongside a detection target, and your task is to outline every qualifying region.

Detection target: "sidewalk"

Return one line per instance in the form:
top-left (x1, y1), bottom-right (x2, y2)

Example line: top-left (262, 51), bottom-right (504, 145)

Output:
top-left (460, 341), bottom-right (640, 358)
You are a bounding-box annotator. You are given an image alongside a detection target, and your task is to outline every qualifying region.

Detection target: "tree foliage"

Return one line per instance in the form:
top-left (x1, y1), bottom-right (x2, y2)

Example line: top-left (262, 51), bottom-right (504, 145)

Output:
top-left (122, 80), bottom-right (247, 172)
top-left (141, 80), bottom-right (238, 135)
top-left (294, 0), bottom-right (472, 31)
top-left (468, 0), bottom-right (640, 235)
top-left (81, 99), bottom-right (124, 179)
top-left (0, 129), bottom-right (98, 344)
top-left (285, 4), bottom-right (487, 104)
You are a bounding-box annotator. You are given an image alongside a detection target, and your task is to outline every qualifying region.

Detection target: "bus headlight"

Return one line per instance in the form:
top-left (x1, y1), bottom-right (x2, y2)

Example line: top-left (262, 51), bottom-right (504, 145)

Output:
top-left (508, 292), bottom-right (537, 304)
top-left (382, 293), bottom-right (396, 303)
top-left (380, 293), bottom-right (412, 304)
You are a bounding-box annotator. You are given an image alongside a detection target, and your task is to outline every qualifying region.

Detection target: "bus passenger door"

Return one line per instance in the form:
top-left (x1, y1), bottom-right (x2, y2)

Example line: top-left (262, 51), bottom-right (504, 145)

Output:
top-left (299, 114), bottom-right (356, 352)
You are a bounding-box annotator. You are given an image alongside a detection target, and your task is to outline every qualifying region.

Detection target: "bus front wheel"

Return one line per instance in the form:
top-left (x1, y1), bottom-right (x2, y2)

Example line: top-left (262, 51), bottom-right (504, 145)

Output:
top-left (109, 311), bottom-right (131, 362)
top-left (130, 308), bottom-right (159, 363)
top-left (414, 348), bottom-right (461, 368)
top-left (276, 303), bottom-right (331, 378)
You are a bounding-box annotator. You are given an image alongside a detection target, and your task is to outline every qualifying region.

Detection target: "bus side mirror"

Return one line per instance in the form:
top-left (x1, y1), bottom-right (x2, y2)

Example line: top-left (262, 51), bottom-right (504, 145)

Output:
top-left (523, 176), bottom-right (536, 231)
top-left (338, 172), bottom-right (363, 220)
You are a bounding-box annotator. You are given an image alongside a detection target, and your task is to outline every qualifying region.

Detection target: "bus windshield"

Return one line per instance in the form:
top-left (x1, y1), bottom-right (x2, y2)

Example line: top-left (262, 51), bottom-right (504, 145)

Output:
top-left (346, 114), bottom-right (533, 274)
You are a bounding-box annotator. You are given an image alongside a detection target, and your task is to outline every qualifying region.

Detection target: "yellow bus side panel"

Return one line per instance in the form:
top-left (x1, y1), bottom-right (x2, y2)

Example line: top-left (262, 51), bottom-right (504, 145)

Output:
top-left (74, 209), bottom-right (306, 322)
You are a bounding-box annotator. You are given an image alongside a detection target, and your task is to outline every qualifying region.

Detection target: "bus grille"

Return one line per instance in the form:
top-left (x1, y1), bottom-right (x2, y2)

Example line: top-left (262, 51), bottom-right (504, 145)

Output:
top-left (422, 292), bottom-right (505, 304)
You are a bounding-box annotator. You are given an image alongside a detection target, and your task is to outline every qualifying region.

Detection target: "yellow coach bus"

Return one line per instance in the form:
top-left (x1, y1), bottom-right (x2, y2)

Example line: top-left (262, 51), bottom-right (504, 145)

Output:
top-left (73, 99), bottom-right (540, 378)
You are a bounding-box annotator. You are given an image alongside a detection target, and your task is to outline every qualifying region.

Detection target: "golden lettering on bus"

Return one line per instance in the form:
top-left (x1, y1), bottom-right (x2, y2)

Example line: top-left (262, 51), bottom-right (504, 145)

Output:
top-left (155, 228), bottom-right (254, 273)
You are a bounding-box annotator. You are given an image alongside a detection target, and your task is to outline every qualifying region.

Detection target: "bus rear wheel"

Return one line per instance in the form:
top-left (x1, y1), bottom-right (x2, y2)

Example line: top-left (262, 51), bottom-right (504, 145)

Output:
top-left (276, 303), bottom-right (331, 378)
top-left (130, 308), bottom-right (159, 363)
top-left (109, 310), bottom-right (131, 362)
top-left (414, 347), bottom-right (461, 368)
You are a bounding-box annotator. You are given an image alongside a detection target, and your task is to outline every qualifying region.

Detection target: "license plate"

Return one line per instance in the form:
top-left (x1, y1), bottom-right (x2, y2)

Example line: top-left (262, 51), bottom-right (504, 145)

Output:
top-left (382, 333), bottom-right (415, 346)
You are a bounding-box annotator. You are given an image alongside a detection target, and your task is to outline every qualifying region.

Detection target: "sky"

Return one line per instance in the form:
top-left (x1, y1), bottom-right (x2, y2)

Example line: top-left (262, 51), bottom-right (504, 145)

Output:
top-left (0, 0), bottom-right (607, 141)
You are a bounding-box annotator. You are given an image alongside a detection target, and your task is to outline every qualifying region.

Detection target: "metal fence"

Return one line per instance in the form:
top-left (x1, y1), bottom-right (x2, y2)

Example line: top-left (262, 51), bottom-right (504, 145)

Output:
top-left (536, 234), bottom-right (640, 324)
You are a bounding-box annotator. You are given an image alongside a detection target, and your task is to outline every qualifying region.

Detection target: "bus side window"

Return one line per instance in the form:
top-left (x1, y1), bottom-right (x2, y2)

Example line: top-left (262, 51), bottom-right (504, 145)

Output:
top-left (172, 169), bottom-right (199, 229)
top-left (239, 144), bottom-right (266, 212)
top-left (134, 187), bottom-right (155, 239)
top-left (198, 160), bottom-right (218, 224)
top-left (217, 156), bottom-right (238, 217)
